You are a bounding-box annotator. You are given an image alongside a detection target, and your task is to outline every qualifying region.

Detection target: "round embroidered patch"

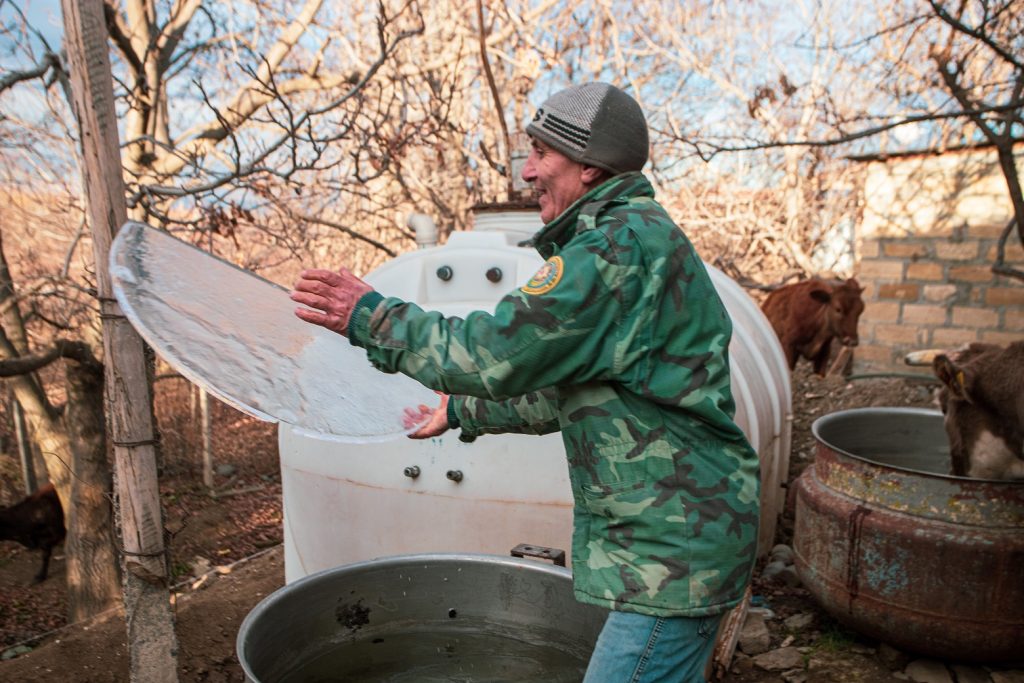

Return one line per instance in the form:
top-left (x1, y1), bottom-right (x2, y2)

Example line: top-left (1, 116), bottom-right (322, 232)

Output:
top-left (521, 256), bottom-right (564, 295)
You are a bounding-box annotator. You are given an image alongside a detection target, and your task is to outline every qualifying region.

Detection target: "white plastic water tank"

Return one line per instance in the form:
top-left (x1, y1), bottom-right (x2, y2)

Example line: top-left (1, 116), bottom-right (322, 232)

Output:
top-left (279, 207), bottom-right (791, 582)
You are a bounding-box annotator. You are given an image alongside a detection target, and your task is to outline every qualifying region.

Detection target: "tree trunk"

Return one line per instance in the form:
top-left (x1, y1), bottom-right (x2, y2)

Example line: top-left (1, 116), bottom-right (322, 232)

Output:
top-left (782, 148), bottom-right (817, 274)
top-left (1, 215), bottom-right (122, 620)
top-left (994, 143), bottom-right (1024, 247)
top-left (63, 355), bottom-right (122, 622)
top-left (3, 373), bottom-right (73, 513)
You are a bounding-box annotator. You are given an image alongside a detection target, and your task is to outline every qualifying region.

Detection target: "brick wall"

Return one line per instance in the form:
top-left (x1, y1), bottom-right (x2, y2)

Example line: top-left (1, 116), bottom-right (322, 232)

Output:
top-left (854, 145), bottom-right (1024, 369)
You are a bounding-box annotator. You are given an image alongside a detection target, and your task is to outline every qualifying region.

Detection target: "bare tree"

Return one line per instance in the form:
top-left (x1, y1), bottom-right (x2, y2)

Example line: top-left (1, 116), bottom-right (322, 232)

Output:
top-left (0, 1), bottom-right (121, 620)
top-left (0, 0), bottom-right (423, 630)
top-left (925, 0), bottom-right (1023, 278)
top-left (651, 0), bottom-right (1023, 282)
top-left (0, 230), bottom-right (121, 621)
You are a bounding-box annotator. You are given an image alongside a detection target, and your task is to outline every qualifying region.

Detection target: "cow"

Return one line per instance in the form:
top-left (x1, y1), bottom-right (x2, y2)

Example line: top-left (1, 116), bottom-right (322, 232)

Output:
top-left (760, 277), bottom-right (866, 376)
top-left (0, 483), bottom-right (66, 583)
top-left (931, 341), bottom-right (1024, 480)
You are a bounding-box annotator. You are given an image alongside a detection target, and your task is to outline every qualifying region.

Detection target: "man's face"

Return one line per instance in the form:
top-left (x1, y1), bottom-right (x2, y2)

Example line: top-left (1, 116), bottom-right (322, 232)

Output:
top-left (521, 138), bottom-right (590, 223)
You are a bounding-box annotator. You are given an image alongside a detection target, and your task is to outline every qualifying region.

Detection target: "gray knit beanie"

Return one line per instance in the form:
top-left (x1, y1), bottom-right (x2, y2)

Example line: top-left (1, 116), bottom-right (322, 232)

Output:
top-left (526, 82), bottom-right (649, 175)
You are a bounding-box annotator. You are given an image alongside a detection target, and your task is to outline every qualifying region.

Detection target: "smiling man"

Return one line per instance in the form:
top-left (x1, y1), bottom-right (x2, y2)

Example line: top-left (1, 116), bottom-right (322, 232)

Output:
top-left (291, 82), bottom-right (760, 683)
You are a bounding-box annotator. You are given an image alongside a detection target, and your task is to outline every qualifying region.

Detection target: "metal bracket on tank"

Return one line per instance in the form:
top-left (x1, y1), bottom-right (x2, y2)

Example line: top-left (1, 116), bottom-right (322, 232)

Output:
top-left (511, 543), bottom-right (566, 567)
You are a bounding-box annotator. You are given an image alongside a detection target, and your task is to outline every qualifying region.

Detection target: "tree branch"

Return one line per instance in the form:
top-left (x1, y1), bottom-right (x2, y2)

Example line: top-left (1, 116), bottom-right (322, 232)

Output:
top-left (927, 0), bottom-right (1024, 71)
top-left (131, 16), bottom-right (424, 201)
top-left (0, 339), bottom-right (100, 378)
top-left (476, 0), bottom-right (511, 192)
top-left (0, 52), bottom-right (62, 95)
top-left (151, 0), bottom-right (326, 178)
top-left (681, 100), bottom-right (1024, 160)
top-left (157, 0), bottom-right (203, 73)
top-left (291, 211), bottom-right (398, 258)
top-left (992, 218), bottom-right (1024, 282)
top-left (103, 1), bottom-right (144, 76)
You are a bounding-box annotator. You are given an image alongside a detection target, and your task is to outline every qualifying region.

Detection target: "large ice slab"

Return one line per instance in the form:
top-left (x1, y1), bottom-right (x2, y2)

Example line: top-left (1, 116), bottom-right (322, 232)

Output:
top-left (110, 221), bottom-right (437, 442)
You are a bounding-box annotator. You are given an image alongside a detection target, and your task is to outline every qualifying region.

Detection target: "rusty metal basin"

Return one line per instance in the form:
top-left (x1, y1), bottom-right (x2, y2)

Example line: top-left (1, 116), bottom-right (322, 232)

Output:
top-left (793, 407), bottom-right (1024, 662)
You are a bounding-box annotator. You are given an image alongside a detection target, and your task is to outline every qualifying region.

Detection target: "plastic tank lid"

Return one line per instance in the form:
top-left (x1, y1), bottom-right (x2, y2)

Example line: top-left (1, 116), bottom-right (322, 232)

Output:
top-left (110, 222), bottom-right (438, 443)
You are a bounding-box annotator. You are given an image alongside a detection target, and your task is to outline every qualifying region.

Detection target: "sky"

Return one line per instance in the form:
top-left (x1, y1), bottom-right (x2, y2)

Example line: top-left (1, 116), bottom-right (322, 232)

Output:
top-left (14, 0), bottom-right (63, 49)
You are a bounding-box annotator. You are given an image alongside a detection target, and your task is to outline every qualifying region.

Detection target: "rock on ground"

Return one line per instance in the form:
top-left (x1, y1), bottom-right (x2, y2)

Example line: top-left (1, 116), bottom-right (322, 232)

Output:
top-left (739, 612), bottom-right (772, 656)
top-left (753, 647), bottom-right (804, 672)
top-left (905, 659), bottom-right (953, 683)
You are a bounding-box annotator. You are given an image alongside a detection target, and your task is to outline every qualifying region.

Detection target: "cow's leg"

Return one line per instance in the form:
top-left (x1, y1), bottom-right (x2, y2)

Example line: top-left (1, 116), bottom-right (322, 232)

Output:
top-left (34, 545), bottom-right (52, 583)
top-left (812, 340), bottom-right (833, 376)
top-left (785, 345), bottom-right (799, 370)
top-left (949, 449), bottom-right (970, 477)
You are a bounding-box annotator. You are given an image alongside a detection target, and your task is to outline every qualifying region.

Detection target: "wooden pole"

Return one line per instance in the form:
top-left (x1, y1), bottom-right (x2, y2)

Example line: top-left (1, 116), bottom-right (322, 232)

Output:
top-left (59, 1), bottom-right (179, 680)
top-left (201, 388), bottom-right (214, 490)
top-left (827, 345), bottom-right (854, 378)
top-left (11, 395), bottom-right (37, 495)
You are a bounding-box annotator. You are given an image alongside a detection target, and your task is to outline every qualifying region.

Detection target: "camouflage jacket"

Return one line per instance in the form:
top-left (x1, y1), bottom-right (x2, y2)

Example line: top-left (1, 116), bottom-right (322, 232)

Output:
top-left (349, 172), bottom-right (760, 617)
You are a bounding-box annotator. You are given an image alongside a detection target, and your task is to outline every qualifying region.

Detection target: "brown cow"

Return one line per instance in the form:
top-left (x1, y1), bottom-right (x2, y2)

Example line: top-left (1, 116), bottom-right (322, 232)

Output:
top-left (760, 277), bottom-right (865, 375)
top-left (932, 341), bottom-right (1024, 480)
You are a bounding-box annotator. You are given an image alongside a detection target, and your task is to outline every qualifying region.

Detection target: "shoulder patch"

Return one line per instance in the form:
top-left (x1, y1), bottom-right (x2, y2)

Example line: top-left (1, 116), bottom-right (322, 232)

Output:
top-left (521, 256), bottom-right (564, 295)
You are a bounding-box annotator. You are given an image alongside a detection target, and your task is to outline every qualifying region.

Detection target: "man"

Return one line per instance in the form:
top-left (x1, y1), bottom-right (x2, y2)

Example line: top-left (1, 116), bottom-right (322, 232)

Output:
top-left (291, 82), bottom-right (760, 682)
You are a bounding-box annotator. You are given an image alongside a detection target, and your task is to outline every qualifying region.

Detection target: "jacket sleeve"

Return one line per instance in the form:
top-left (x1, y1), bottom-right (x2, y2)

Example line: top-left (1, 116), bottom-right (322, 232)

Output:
top-left (347, 226), bottom-right (628, 401)
top-left (451, 388), bottom-right (561, 438)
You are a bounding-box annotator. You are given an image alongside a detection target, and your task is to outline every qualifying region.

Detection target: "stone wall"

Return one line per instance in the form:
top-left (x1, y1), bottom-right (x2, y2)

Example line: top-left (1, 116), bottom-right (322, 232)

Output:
top-left (853, 145), bottom-right (1024, 370)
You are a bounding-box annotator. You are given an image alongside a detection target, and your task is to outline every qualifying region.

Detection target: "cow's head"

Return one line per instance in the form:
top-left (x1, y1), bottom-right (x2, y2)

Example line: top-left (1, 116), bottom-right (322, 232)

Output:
top-left (809, 278), bottom-right (865, 347)
top-left (932, 342), bottom-right (1024, 479)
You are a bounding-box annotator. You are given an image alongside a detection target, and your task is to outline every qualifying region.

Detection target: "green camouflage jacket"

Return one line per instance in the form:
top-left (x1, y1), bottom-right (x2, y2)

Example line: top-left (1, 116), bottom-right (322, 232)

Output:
top-left (349, 172), bottom-right (760, 617)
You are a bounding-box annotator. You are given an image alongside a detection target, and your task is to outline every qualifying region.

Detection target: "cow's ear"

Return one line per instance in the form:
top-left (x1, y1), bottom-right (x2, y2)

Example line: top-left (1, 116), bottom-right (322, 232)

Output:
top-left (933, 354), bottom-right (972, 402)
top-left (810, 289), bottom-right (832, 304)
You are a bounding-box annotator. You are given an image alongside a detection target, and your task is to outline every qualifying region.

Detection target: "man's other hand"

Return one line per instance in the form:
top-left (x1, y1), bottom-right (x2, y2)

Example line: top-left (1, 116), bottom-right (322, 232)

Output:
top-left (404, 394), bottom-right (450, 439)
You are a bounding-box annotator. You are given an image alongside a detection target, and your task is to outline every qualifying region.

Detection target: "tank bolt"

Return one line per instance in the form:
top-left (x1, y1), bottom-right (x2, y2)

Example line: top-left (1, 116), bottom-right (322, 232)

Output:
top-left (446, 469), bottom-right (463, 483)
top-left (403, 466), bottom-right (420, 479)
top-left (486, 267), bottom-right (503, 283)
top-left (436, 265), bottom-right (453, 281)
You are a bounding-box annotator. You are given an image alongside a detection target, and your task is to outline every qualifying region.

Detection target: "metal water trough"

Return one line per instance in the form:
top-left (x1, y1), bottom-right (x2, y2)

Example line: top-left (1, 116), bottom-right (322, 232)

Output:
top-left (793, 407), bottom-right (1024, 662)
top-left (237, 553), bottom-right (606, 682)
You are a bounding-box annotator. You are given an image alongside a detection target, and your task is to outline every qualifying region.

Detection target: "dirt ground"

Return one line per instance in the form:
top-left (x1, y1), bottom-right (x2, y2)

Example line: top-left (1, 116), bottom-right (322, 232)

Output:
top-left (0, 361), bottom-right (975, 682)
top-left (0, 384), bottom-right (285, 682)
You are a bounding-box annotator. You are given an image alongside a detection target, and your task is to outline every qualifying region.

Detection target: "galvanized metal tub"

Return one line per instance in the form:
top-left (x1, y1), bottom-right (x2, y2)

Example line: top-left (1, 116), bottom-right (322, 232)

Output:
top-left (793, 407), bottom-right (1024, 662)
top-left (237, 553), bottom-right (607, 682)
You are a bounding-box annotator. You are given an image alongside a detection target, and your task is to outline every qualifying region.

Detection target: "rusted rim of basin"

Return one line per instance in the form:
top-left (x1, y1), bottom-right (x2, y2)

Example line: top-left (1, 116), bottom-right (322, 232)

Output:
top-left (811, 407), bottom-right (1024, 485)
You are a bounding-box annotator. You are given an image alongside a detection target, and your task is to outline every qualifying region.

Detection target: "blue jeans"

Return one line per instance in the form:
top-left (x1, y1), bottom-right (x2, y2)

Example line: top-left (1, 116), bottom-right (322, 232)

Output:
top-left (583, 611), bottom-right (723, 683)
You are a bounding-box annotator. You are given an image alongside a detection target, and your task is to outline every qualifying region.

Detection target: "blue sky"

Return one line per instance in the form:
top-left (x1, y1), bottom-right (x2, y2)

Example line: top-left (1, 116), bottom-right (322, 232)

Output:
top-left (14, 0), bottom-right (63, 49)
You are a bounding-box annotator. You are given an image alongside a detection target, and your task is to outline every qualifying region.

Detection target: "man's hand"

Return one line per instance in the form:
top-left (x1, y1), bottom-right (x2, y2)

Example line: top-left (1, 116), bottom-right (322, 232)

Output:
top-left (404, 393), bottom-right (450, 439)
top-left (290, 268), bottom-right (373, 336)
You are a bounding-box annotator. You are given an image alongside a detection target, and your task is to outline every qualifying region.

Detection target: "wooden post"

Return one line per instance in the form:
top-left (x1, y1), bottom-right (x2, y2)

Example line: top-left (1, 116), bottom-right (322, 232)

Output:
top-left (827, 345), bottom-right (853, 378)
top-left (200, 388), bottom-right (214, 490)
top-left (60, 1), bottom-right (179, 681)
top-left (12, 396), bottom-right (37, 495)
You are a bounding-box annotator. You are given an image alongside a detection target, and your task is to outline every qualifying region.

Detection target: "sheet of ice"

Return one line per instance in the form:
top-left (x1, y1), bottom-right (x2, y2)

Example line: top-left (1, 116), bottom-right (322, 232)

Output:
top-left (109, 221), bottom-right (438, 442)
